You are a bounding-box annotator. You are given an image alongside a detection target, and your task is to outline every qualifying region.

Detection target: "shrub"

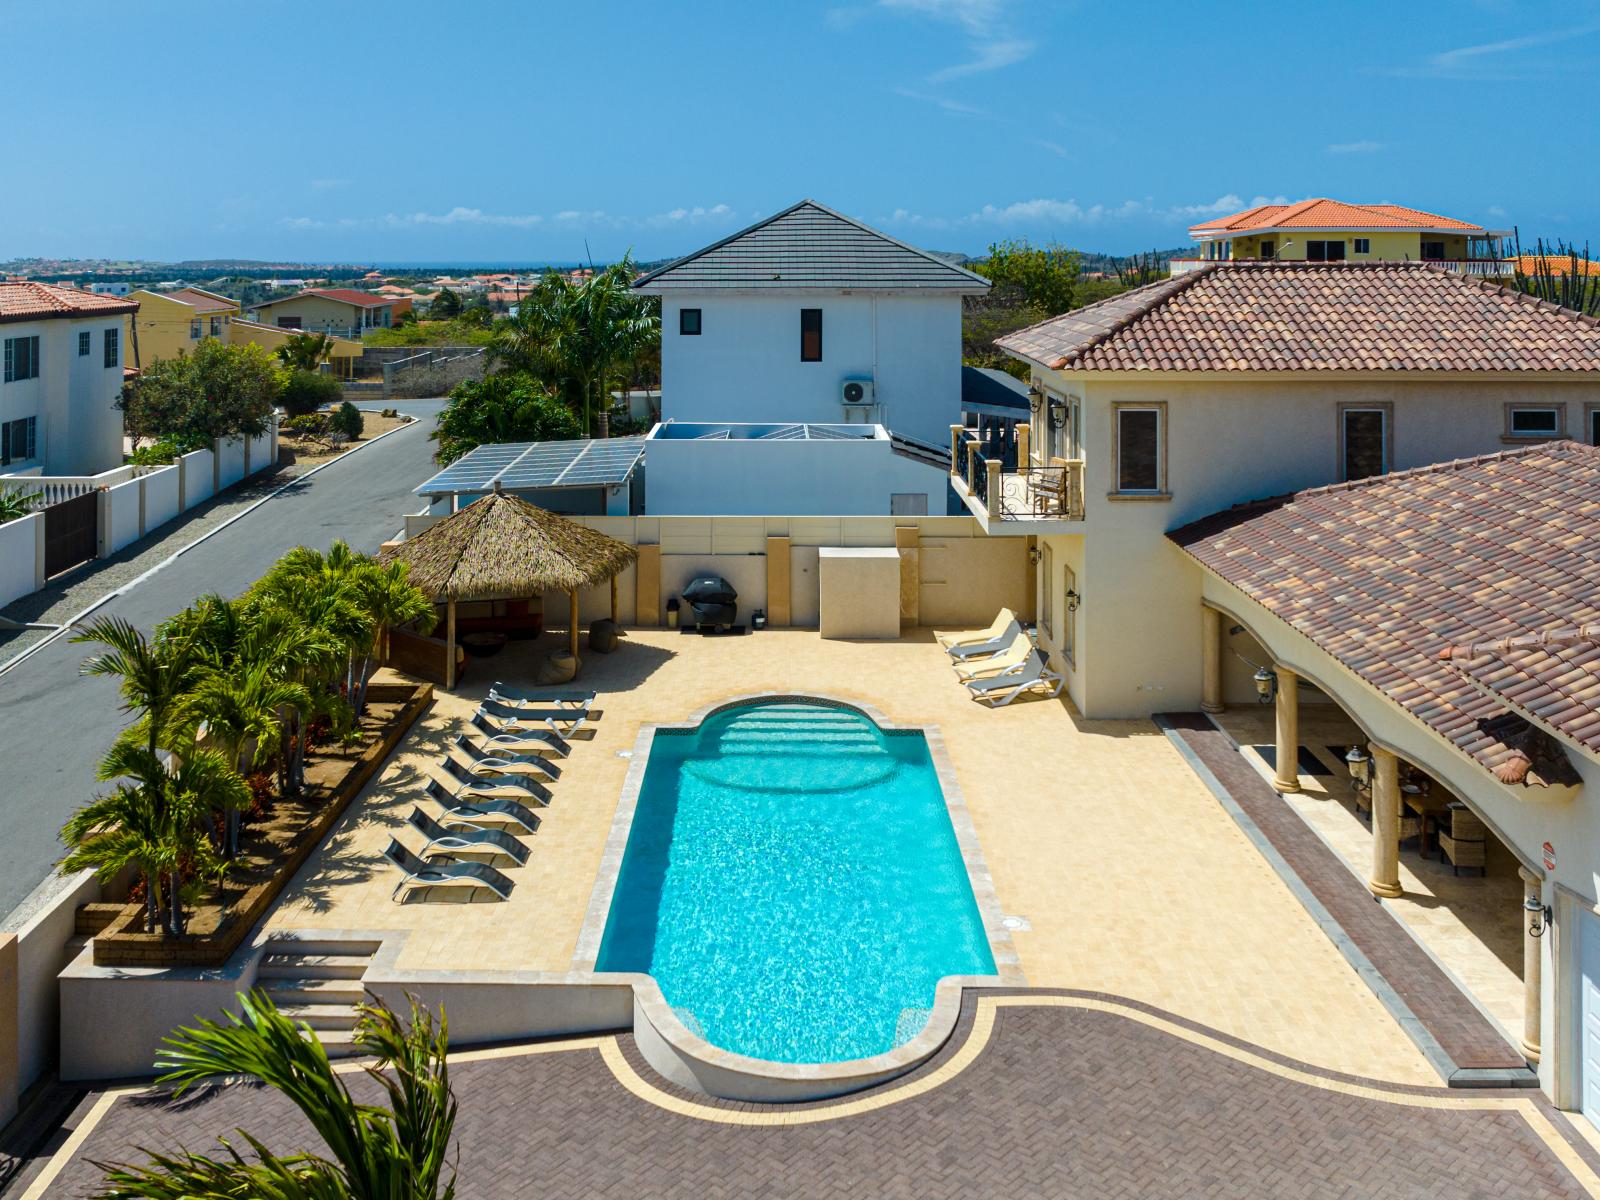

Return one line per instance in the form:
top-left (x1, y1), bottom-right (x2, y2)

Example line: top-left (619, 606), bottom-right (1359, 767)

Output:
top-left (330, 401), bottom-right (365, 440)
top-left (126, 435), bottom-right (202, 466)
top-left (284, 413), bottom-right (329, 437)
top-left (431, 373), bottom-right (582, 465)
top-left (280, 369), bottom-right (343, 417)
top-left (120, 341), bottom-right (281, 445)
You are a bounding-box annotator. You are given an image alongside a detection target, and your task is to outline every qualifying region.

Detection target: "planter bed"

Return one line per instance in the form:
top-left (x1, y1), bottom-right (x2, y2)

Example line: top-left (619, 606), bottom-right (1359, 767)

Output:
top-left (92, 680), bottom-right (433, 969)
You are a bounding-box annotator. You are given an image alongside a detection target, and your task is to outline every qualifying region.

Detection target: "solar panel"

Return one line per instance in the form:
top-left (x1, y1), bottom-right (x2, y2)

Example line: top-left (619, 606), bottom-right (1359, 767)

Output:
top-left (497, 441), bottom-right (586, 489)
top-left (414, 437), bottom-right (644, 495)
top-left (557, 438), bottom-right (646, 486)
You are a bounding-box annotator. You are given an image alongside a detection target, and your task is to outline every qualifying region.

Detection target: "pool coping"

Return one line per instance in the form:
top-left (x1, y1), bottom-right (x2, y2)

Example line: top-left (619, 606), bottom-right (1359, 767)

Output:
top-left (570, 691), bottom-right (1024, 1099)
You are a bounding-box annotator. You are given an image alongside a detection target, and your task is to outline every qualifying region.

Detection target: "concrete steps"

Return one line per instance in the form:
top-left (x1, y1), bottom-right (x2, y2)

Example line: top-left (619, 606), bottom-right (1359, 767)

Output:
top-left (256, 936), bottom-right (379, 1058)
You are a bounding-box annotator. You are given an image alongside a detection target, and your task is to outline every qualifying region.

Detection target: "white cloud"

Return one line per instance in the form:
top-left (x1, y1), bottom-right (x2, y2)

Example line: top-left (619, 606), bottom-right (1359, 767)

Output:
top-left (281, 216), bottom-right (323, 229)
top-left (387, 207), bottom-right (544, 228)
top-left (1487, 204), bottom-right (1508, 218)
top-left (1380, 21), bottom-right (1600, 78)
top-left (645, 204), bottom-right (737, 227)
top-left (883, 193), bottom-right (1288, 231)
top-left (928, 36), bottom-right (1034, 81)
top-left (893, 86), bottom-right (985, 114)
top-left (873, 0), bottom-right (1034, 81)
top-left (1327, 140), bottom-right (1382, 155)
top-left (1031, 139), bottom-right (1070, 159)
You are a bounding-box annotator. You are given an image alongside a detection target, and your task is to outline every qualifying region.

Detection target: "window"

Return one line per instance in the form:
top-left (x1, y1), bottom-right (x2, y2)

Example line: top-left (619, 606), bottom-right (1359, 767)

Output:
top-left (1258, 239), bottom-right (1276, 260)
top-left (1353, 238), bottom-right (1371, 254)
top-left (1340, 405), bottom-right (1389, 481)
top-left (1040, 543), bottom-right (1055, 640)
top-left (78, 331), bottom-right (91, 356)
top-left (103, 327), bottom-right (120, 368)
top-left (1307, 240), bottom-right (1347, 262)
top-left (1, 416), bottom-right (37, 466)
top-left (277, 316), bottom-right (302, 330)
top-left (1421, 240), bottom-right (1446, 261)
top-left (1061, 564), bottom-right (1077, 666)
top-left (889, 492), bottom-right (928, 516)
top-left (1589, 406), bottom-right (1600, 447)
top-left (1507, 405), bottom-right (1563, 439)
top-left (4, 335), bottom-right (40, 382)
top-left (209, 316), bottom-right (222, 337)
top-left (189, 319), bottom-right (202, 339)
top-left (679, 307), bottom-right (702, 336)
top-left (1113, 404), bottom-right (1165, 494)
top-left (800, 309), bottom-right (822, 361)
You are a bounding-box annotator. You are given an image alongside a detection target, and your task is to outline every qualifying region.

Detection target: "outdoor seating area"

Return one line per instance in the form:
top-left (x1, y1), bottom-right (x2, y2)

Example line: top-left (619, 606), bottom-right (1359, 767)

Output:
top-left (938, 608), bottom-right (1066, 706)
top-left (382, 685), bottom-right (603, 903)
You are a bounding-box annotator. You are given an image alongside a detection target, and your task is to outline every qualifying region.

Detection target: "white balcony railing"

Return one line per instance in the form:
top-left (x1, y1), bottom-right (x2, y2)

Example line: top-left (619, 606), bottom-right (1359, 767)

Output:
top-left (1170, 257), bottom-right (1514, 278)
top-left (949, 428), bottom-right (1083, 522)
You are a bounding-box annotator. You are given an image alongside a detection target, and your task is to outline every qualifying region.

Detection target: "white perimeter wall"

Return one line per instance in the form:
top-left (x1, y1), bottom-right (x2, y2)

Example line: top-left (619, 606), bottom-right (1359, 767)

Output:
top-left (0, 515), bottom-right (38, 607)
top-left (658, 293), bottom-right (963, 446)
top-left (102, 477), bottom-right (142, 555)
top-left (142, 463), bottom-right (181, 529)
top-left (646, 435), bottom-right (947, 516)
top-left (215, 436), bottom-right (247, 489)
top-left (181, 448), bottom-right (215, 506)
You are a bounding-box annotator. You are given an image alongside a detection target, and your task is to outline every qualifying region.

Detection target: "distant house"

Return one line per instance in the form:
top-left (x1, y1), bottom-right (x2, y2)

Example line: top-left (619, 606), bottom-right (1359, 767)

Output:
top-left (88, 282), bottom-right (131, 297)
top-left (1176, 198), bottom-right (1509, 275)
top-left (124, 287), bottom-right (239, 366)
top-left (0, 281), bottom-right (136, 475)
top-left (633, 199), bottom-right (991, 450)
top-left (246, 288), bottom-right (395, 337)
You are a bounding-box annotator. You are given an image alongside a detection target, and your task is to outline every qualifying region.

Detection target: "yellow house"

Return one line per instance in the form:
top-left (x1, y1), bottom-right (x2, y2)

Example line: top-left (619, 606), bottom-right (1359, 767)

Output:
top-left (227, 317), bottom-right (363, 378)
top-left (124, 287), bottom-right (239, 367)
top-left (246, 288), bottom-right (395, 337)
top-left (1179, 198), bottom-right (1510, 276)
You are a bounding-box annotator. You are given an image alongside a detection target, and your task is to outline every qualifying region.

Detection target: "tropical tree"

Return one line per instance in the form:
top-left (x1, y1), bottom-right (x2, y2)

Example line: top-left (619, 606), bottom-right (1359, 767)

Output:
top-left (431, 287), bottom-right (463, 319)
top-left (0, 486), bottom-right (41, 524)
top-left (75, 616), bottom-right (205, 762)
top-left (119, 340), bottom-right (282, 450)
top-left (96, 991), bottom-right (458, 1199)
top-left (430, 373), bottom-right (582, 465)
top-left (276, 332), bottom-right (336, 372)
top-left (347, 558), bottom-right (437, 714)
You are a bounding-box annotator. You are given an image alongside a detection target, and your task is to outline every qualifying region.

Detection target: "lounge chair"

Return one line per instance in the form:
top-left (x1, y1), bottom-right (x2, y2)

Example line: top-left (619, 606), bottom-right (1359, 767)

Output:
top-left (382, 838), bottom-right (513, 902)
top-left (477, 697), bottom-right (596, 739)
top-left (424, 779), bottom-right (541, 834)
top-left (467, 711), bottom-right (570, 759)
top-left (954, 630), bottom-right (1034, 680)
top-left (490, 683), bottom-right (595, 711)
top-left (947, 619), bottom-right (1024, 662)
top-left (435, 755), bottom-right (552, 806)
top-left (935, 608), bottom-right (1017, 651)
top-left (450, 733), bottom-right (562, 781)
top-left (965, 651), bottom-right (1064, 707)
top-left (405, 806), bottom-right (528, 865)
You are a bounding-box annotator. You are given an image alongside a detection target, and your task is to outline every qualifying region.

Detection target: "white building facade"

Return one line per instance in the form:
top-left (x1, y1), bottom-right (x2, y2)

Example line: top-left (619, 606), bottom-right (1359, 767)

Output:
top-left (0, 283), bottom-right (137, 476)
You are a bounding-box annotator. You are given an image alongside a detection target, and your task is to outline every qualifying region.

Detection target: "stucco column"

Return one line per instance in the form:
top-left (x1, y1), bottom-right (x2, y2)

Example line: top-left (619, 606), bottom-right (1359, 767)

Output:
top-left (1519, 867), bottom-right (1543, 1063)
top-left (1201, 607), bottom-right (1224, 714)
top-left (1272, 667), bottom-right (1300, 792)
top-left (1368, 747), bottom-right (1403, 898)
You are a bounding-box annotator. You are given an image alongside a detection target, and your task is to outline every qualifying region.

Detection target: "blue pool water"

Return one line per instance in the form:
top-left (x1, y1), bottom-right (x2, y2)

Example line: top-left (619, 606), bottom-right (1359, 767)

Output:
top-left (595, 701), bottom-right (996, 1064)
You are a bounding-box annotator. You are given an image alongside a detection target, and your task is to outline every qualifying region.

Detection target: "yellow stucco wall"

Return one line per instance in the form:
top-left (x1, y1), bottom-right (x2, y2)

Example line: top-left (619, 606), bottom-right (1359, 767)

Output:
top-left (1212, 231), bottom-right (1474, 262)
top-left (250, 295), bottom-right (390, 332)
top-left (125, 290), bottom-right (239, 366)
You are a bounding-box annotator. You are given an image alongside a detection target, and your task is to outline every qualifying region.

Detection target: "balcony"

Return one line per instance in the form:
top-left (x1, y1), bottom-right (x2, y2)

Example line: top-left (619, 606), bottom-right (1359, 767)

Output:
top-left (1170, 257), bottom-right (1514, 278)
top-left (949, 428), bottom-right (1083, 534)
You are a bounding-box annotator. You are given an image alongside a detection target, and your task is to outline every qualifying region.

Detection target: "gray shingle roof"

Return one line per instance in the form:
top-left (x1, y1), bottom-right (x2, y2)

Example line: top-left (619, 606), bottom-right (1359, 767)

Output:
top-left (632, 200), bottom-right (991, 293)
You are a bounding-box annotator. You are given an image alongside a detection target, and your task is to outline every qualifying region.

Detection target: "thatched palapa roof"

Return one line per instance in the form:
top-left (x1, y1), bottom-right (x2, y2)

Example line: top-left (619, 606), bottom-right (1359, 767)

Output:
top-left (381, 490), bottom-right (638, 601)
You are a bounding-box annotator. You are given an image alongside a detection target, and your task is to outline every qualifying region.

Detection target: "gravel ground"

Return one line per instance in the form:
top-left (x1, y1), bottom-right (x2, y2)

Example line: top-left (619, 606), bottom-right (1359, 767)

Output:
top-left (0, 416), bottom-right (420, 666)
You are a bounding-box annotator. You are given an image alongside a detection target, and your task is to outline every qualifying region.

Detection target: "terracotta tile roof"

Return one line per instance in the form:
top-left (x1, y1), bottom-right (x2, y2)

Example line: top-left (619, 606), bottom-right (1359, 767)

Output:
top-left (163, 287), bottom-right (237, 313)
top-left (995, 262), bottom-right (1600, 373)
top-left (1439, 627), bottom-right (1600, 757)
top-left (0, 281), bottom-right (139, 324)
top-left (1516, 253), bottom-right (1600, 278)
top-left (1170, 442), bottom-right (1600, 786)
top-left (256, 288), bottom-right (393, 309)
top-left (1191, 198), bottom-right (1485, 235)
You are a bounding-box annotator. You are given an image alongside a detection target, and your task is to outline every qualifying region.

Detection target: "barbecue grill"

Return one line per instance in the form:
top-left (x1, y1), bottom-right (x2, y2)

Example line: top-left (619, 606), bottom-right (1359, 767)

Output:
top-left (681, 575), bottom-right (738, 631)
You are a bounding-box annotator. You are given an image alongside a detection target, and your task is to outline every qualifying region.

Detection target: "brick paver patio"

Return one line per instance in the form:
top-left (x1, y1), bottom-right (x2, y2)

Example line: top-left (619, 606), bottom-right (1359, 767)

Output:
top-left (29, 991), bottom-right (1600, 1199)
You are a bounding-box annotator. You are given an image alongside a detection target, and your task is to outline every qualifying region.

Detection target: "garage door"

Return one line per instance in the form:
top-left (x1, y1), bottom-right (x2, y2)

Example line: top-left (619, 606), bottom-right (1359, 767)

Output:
top-left (1581, 907), bottom-right (1600, 1128)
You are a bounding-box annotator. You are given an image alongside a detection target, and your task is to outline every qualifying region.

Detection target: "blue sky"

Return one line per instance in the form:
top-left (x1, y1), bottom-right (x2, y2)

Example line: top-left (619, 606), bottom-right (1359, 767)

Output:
top-left (8, 0), bottom-right (1599, 264)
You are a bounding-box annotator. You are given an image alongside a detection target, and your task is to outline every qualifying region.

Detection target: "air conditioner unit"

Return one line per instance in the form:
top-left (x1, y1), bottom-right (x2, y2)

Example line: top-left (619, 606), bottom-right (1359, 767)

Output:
top-left (840, 378), bottom-right (876, 406)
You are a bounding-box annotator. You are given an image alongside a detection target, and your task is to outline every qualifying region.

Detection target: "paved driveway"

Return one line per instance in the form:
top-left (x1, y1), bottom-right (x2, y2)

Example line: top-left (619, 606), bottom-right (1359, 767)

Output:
top-left (25, 991), bottom-right (1600, 1200)
top-left (0, 402), bottom-right (442, 923)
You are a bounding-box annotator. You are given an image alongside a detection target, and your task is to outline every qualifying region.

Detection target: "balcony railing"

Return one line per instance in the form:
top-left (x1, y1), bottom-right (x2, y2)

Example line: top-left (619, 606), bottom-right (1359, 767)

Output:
top-left (1170, 257), bottom-right (1515, 278)
top-left (950, 428), bottom-right (1083, 522)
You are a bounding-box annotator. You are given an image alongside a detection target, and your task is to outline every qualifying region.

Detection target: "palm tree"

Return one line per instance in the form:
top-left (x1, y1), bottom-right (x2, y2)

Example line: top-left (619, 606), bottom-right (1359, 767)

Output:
top-left (348, 558), bottom-right (436, 715)
top-left (61, 776), bottom-right (170, 935)
top-left (0, 486), bottom-right (41, 524)
top-left (74, 616), bottom-right (204, 761)
top-left (277, 331), bottom-right (336, 372)
top-left (96, 991), bottom-right (457, 1199)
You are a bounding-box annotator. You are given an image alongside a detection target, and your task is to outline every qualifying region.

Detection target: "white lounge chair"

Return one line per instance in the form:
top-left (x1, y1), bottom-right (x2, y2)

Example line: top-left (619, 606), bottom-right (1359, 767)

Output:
top-left (467, 712), bottom-right (570, 759)
top-left (382, 839), bottom-right (513, 902)
top-left (424, 779), bottom-right (541, 834)
top-left (450, 733), bottom-right (561, 781)
top-left (405, 806), bottom-right (528, 865)
top-left (965, 651), bottom-right (1064, 706)
top-left (477, 697), bottom-right (596, 739)
top-left (947, 619), bottom-right (1024, 662)
top-left (954, 630), bottom-right (1033, 680)
top-left (435, 756), bottom-right (552, 806)
top-left (490, 683), bottom-right (595, 711)
top-left (935, 609), bottom-right (1017, 651)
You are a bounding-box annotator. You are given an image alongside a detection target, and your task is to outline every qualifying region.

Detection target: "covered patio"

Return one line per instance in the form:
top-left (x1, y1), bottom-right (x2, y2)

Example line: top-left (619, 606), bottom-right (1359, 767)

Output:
top-left (381, 486), bottom-right (638, 688)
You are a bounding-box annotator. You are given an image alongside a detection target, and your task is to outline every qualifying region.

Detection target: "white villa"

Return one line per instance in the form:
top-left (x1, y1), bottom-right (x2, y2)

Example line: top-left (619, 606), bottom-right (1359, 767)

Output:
top-left (0, 281), bottom-right (136, 476)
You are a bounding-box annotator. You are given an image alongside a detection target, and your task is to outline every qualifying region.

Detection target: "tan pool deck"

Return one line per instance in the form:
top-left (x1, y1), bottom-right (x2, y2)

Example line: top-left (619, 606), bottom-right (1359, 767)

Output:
top-left (265, 627), bottom-right (1437, 1086)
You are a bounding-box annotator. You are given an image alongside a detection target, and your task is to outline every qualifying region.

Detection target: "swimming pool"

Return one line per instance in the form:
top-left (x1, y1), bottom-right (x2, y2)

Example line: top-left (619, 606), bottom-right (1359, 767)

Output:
top-left (594, 699), bottom-right (998, 1065)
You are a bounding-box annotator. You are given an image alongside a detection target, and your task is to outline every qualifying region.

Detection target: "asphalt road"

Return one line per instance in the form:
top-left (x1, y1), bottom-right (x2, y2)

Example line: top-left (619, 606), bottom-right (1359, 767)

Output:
top-left (0, 401), bottom-right (444, 925)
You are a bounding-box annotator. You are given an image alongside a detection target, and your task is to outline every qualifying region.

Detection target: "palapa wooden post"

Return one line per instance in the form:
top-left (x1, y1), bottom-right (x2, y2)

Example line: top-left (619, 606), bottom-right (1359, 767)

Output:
top-left (569, 588), bottom-right (580, 667)
top-left (610, 575), bottom-right (619, 623)
top-left (444, 599), bottom-right (457, 690)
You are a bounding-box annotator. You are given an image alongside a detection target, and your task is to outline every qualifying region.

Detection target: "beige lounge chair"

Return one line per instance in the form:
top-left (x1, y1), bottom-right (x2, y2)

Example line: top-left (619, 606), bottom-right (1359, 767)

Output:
top-left (935, 608), bottom-right (1017, 651)
top-left (954, 629), bottom-right (1033, 680)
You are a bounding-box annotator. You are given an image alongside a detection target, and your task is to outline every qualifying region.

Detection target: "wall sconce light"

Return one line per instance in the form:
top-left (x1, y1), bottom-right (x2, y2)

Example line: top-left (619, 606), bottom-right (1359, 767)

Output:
top-left (1028, 386), bottom-right (1045, 415)
top-left (1525, 892), bottom-right (1553, 938)
top-left (1027, 546), bottom-right (1041, 566)
top-left (1047, 395), bottom-right (1068, 430)
top-left (1252, 666), bottom-right (1277, 704)
top-left (1345, 744), bottom-right (1371, 793)
top-left (1064, 588), bottom-right (1081, 613)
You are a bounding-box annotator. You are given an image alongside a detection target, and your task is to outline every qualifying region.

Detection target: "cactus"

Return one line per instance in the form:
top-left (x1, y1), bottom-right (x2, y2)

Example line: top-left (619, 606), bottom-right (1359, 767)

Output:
top-left (1509, 227), bottom-right (1599, 316)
